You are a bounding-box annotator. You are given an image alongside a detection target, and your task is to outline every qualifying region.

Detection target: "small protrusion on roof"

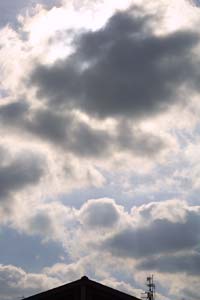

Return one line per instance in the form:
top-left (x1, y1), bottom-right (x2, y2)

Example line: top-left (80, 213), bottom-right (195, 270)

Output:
top-left (81, 276), bottom-right (89, 280)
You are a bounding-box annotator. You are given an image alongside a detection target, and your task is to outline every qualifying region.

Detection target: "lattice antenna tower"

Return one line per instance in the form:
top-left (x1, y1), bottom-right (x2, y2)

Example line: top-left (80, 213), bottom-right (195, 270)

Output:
top-left (141, 275), bottom-right (155, 300)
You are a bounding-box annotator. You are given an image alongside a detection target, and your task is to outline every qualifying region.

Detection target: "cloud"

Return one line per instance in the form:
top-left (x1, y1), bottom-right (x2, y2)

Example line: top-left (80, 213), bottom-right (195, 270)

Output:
top-left (188, 0), bottom-right (200, 7)
top-left (1, 2), bottom-right (200, 300)
top-left (78, 198), bottom-right (123, 228)
top-left (12, 201), bottom-right (76, 243)
top-left (137, 252), bottom-right (200, 275)
top-left (2, 197), bottom-right (200, 300)
top-left (99, 200), bottom-right (200, 258)
top-left (0, 101), bottom-right (28, 126)
top-left (101, 278), bottom-right (143, 299)
top-left (40, 198), bottom-right (199, 271)
top-left (103, 220), bottom-right (198, 258)
top-left (0, 0), bottom-right (61, 28)
top-left (43, 256), bottom-right (143, 299)
top-left (0, 264), bottom-right (60, 300)
top-left (0, 143), bottom-right (48, 227)
top-left (0, 101), bottom-right (168, 161)
top-left (30, 8), bottom-right (200, 119)
top-left (0, 3), bottom-right (181, 181)
top-left (0, 0), bottom-right (30, 28)
top-left (43, 256), bottom-right (99, 282)
top-left (0, 148), bottom-right (45, 203)
top-left (27, 109), bottom-right (112, 157)
top-left (6, 197), bottom-right (200, 281)
top-left (131, 199), bottom-right (188, 224)
top-left (0, 101), bottom-right (109, 156)
top-left (115, 120), bottom-right (167, 157)
top-left (0, 102), bottom-right (111, 157)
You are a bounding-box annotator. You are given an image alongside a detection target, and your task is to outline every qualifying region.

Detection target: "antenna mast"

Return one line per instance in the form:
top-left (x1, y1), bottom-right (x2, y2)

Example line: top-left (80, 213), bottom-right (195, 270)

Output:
top-left (142, 275), bottom-right (155, 300)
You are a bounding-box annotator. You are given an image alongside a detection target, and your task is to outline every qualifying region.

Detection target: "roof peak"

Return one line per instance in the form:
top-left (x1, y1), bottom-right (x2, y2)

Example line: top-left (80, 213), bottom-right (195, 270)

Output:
top-left (24, 275), bottom-right (141, 300)
top-left (81, 276), bottom-right (89, 280)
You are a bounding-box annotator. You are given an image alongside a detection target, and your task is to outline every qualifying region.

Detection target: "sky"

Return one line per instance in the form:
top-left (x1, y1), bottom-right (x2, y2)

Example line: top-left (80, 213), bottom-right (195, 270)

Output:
top-left (0, 0), bottom-right (200, 299)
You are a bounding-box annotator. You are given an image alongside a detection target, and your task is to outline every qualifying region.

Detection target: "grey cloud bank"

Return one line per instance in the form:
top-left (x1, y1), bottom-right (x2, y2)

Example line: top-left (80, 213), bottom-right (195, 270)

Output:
top-left (102, 217), bottom-right (200, 258)
top-left (137, 252), bottom-right (200, 275)
top-left (30, 9), bottom-right (200, 119)
top-left (0, 149), bottom-right (45, 202)
top-left (0, 101), bottom-right (166, 159)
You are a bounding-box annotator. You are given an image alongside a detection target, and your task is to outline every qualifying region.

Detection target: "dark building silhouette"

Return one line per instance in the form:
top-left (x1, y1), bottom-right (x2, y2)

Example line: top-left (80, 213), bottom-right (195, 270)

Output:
top-left (24, 276), bottom-right (141, 300)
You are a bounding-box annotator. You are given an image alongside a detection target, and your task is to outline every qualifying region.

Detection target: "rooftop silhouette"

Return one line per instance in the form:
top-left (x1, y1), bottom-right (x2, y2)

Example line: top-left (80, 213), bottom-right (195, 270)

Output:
top-left (24, 276), bottom-right (141, 300)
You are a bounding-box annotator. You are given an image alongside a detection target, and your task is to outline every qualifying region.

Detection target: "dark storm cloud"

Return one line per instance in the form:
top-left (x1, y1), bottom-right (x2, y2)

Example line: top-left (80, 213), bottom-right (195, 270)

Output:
top-left (27, 108), bottom-right (112, 157)
top-left (0, 101), bottom-right (166, 158)
top-left (137, 252), bottom-right (200, 275)
top-left (115, 121), bottom-right (166, 157)
top-left (0, 150), bottom-right (45, 201)
top-left (102, 212), bottom-right (200, 258)
top-left (26, 109), bottom-right (167, 157)
top-left (30, 9), bottom-right (200, 119)
top-left (0, 0), bottom-right (61, 28)
top-left (27, 108), bottom-right (70, 145)
top-left (0, 101), bottom-right (28, 125)
top-left (0, 102), bottom-right (111, 157)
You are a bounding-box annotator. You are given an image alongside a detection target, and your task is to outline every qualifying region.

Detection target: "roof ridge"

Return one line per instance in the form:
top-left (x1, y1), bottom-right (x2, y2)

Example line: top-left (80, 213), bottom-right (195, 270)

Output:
top-left (24, 276), bottom-right (141, 300)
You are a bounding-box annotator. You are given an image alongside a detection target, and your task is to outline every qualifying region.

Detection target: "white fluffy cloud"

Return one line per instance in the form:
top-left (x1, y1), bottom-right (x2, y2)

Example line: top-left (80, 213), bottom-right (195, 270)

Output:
top-left (0, 264), bottom-right (60, 300)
